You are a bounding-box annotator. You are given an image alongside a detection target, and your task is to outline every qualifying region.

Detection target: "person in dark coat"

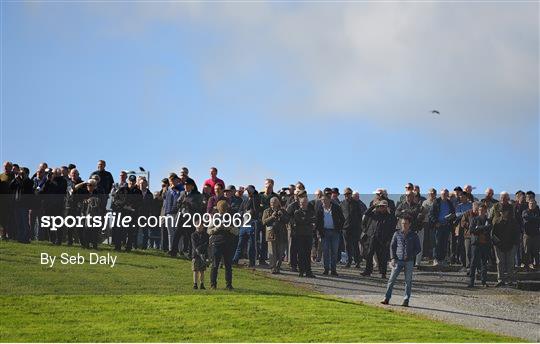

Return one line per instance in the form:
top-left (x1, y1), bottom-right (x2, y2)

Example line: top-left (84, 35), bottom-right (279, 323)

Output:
top-left (233, 185), bottom-right (260, 267)
top-left (191, 225), bottom-right (209, 290)
top-left (208, 200), bottom-right (238, 290)
top-left (138, 177), bottom-right (154, 249)
top-left (291, 196), bottom-right (316, 277)
top-left (41, 168), bottom-right (67, 245)
top-left (315, 194), bottom-right (345, 276)
top-left (468, 203), bottom-right (492, 287)
top-left (521, 200), bottom-right (539, 270)
top-left (89, 160), bottom-right (114, 216)
top-left (172, 177), bottom-right (204, 258)
top-left (341, 187), bottom-right (363, 268)
top-left (429, 189), bottom-right (456, 266)
top-left (490, 192), bottom-right (520, 287)
top-left (111, 175), bottom-right (142, 252)
top-left (361, 200), bottom-right (397, 278)
top-left (9, 167), bottom-right (34, 243)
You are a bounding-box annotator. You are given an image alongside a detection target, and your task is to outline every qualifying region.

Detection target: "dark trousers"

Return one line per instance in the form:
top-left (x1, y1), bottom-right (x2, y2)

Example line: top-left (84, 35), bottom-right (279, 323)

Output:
top-left (211, 242), bottom-right (233, 287)
top-left (14, 207), bottom-right (30, 243)
top-left (422, 222), bottom-right (434, 259)
top-left (365, 240), bottom-right (389, 275)
top-left (343, 228), bottom-right (361, 264)
top-left (523, 234), bottom-right (540, 266)
top-left (295, 235), bottom-right (313, 274)
top-left (255, 221), bottom-right (267, 262)
top-left (161, 226), bottom-right (169, 251)
top-left (469, 243), bottom-right (489, 285)
top-left (434, 224), bottom-right (450, 261)
top-left (172, 227), bottom-right (193, 257)
top-left (113, 225), bottom-right (135, 251)
top-left (289, 231), bottom-right (299, 269)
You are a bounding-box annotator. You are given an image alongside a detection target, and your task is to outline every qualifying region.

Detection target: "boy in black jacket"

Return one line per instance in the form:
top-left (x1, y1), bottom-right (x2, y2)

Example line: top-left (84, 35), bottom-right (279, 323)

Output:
top-left (191, 225), bottom-right (209, 289)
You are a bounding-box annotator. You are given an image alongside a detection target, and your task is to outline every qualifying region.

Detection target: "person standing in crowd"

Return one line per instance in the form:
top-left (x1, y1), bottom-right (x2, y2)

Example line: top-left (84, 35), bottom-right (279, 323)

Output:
top-left (468, 203), bottom-right (491, 287)
top-left (413, 185), bottom-right (426, 204)
top-left (111, 175), bottom-right (141, 252)
top-left (513, 190), bottom-right (528, 268)
top-left (233, 185), bottom-right (259, 267)
top-left (460, 201), bottom-right (481, 271)
top-left (207, 183), bottom-right (228, 214)
top-left (522, 199), bottom-right (540, 270)
top-left (60, 168), bottom-right (83, 245)
top-left (316, 194), bottom-right (345, 276)
top-left (291, 196), bottom-right (316, 277)
top-left (191, 224), bottom-right (209, 290)
top-left (399, 183), bottom-right (415, 205)
top-left (208, 200), bottom-right (238, 290)
top-left (90, 160), bottom-right (114, 214)
top-left (361, 200), bottom-right (397, 278)
top-left (429, 188), bottom-right (456, 266)
top-left (421, 188), bottom-right (436, 260)
top-left (42, 168), bottom-right (67, 245)
top-left (10, 167), bottom-right (33, 243)
top-left (352, 191), bottom-right (368, 214)
top-left (203, 167), bottom-right (225, 196)
top-left (138, 177), bottom-right (154, 249)
top-left (341, 187), bottom-right (363, 268)
top-left (371, 188), bottom-right (396, 214)
top-left (259, 179), bottom-right (278, 266)
top-left (381, 215), bottom-right (421, 307)
top-left (464, 185), bottom-right (477, 202)
top-left (285, 188), bottom-right (306, 271)
top-left (172, 178), bottom-right (203, 258)
top-left (0, 161), bottom-right (15, 240)
top-left (453, 192), bottom-right (472, 267)
top-left (111, 171), bottom-right (128, 196)
top-left (154, 178), bottom-right (169, 251)
top-left (262, 197), bottom-right (290, 274)
top-left (80, 179), bottom-right (102, 249)
top-left (490, 191), bottom-right (520, 287)
top-left (162, 174), bottom-right (183, 254)
top-left (482, 188), bottom-right (498, 215)
top-left (395, 191), bottom-right (423, 266)
top-left (224, 185), bottom-right (242, 254)
top-left (310, 189), bottom-right (324, 263)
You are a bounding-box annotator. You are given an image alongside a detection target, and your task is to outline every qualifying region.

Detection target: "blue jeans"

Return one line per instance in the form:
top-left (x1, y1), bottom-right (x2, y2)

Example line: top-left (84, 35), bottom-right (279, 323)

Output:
top-left (254, 220), bottom-right (268, 262)
top-left (434, 224), bottom-right (450, 261)
top-left (233, 225), bottom-right (256, 266)
top-left (322, 229), bottom-right (340, 271)
top-left (385, 260), bottom-right (414, 301)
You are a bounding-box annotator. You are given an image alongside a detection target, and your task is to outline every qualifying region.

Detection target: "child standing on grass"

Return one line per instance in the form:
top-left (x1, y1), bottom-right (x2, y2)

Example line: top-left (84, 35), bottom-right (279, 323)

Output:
top-left (191, 224), bottom-right (209, 290)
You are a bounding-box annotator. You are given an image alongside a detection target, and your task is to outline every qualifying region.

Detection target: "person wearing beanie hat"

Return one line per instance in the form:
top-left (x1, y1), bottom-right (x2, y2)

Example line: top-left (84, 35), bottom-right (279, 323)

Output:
top-left (208, 200), bottom-right (238, 290)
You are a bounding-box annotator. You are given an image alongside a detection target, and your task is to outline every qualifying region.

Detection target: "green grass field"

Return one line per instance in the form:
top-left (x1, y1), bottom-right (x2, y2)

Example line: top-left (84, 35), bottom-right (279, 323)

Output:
top-left (0, 241), bottom-right (521, 342)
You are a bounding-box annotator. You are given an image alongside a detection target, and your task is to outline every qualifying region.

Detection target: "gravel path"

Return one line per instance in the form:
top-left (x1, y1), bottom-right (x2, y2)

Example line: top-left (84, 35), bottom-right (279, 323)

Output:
top-left (259, 261), bottom-right (540, 341)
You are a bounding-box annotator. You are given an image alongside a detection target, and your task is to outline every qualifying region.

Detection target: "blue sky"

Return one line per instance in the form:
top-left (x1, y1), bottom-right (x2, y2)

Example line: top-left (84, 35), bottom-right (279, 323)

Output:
top-left (1, 2), bottom-right (538, 193)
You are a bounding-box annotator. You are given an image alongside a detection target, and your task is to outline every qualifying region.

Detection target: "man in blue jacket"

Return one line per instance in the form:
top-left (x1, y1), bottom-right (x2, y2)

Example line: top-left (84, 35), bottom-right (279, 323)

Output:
top-left (381, 215), bottom-right (421, 307)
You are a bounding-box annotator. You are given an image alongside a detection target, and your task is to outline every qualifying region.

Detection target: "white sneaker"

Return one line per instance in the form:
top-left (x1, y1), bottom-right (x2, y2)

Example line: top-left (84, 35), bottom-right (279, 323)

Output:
top-left (433, 259), bottom-right (439, 266)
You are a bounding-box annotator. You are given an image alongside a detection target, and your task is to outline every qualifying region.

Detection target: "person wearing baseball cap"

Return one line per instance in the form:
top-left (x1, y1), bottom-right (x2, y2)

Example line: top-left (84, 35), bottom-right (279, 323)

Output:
top-left (360, 199), bottom-right (397, 279)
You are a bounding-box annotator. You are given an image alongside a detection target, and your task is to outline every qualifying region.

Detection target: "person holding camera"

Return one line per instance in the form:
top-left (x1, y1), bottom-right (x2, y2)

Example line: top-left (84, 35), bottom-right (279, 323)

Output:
top-left (360, 200), bottom-right (397, 278)
top-left (171, 177), bottom-right (204, 258)
top-left (111, 175), bottom-right (142, 252)
top-left (9, 167), bottom-right (33, 243)
top-left (262, 197), bottom-right (290, 274)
